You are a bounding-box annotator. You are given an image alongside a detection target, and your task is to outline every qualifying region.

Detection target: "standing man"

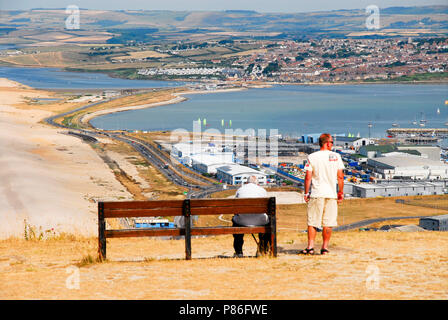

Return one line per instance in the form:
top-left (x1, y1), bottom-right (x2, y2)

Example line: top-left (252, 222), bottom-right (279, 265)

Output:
top-left (232, 175), bottom-right (271, 257)
top-left (302, 133), bottom-right (344, 255)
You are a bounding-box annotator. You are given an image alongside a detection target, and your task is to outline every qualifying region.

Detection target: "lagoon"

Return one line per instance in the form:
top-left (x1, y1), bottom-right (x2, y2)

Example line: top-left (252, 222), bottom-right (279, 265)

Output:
top-left (91, 83), bottom-right (448, 139)
top-left (0, 66), bottom-right (184, 89)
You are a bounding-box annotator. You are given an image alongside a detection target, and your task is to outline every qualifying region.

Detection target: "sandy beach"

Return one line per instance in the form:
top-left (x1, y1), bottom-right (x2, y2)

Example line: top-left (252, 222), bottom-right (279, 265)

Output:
top-left (0, 78), bottom-right (132, 239)
top-left (80, 86), bottom-right (250, 126)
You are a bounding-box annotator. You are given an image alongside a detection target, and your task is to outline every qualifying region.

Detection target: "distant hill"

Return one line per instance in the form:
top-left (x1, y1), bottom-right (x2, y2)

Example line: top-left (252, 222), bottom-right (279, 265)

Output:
top-left (0, 5), bottom-right (446, 45)
top-left (382, 6), bottom-right (448, 15)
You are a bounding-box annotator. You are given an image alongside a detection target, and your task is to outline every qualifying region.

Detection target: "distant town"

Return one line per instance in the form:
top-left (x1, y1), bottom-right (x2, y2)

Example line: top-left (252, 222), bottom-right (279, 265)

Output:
top-left (131, 37), bottom-right (448, 83)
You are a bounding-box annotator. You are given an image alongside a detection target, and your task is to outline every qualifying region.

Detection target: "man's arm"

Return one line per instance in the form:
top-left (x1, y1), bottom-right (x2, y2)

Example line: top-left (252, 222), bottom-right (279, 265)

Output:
top-left (337, 169), bottom-right (344, 204)
top-left (304, 170), bottom-right (312, 203)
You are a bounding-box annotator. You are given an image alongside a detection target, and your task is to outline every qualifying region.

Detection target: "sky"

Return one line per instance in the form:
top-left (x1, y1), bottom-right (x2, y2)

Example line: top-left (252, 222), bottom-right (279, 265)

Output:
top-left (1, 0), bottom-right (447, 12)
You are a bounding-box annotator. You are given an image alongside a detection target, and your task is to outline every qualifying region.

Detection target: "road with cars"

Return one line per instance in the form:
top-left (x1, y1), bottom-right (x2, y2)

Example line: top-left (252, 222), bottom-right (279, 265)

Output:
top-left (44, 101), bottom-right (232, 199)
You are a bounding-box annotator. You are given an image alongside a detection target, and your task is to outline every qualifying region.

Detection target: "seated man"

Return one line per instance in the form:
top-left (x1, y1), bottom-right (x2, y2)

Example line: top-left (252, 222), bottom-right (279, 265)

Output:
top-left (232, 175), bottom-right (271, 257)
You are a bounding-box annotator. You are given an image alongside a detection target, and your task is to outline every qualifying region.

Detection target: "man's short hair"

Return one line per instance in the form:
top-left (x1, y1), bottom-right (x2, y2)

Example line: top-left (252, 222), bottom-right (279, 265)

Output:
top-left (248, 175), bottom-right (258, 184)
top-left (319, 133), bottom-right (332, 147)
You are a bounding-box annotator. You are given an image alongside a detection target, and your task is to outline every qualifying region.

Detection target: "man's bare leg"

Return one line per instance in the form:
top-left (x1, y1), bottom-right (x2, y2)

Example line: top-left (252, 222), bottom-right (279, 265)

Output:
top-left (307, 226), bottom-right (317, 249)
top-left (322, 227), bottom-right (332, 250)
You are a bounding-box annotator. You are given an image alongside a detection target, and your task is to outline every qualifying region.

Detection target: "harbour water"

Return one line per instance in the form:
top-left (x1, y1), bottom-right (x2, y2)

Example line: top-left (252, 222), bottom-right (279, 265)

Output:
top-left (91, 83), bottom-right (448, 139)
top-left (1, 66), bottom-right (446, 139)
top-left (0, 66), bottom-right (183, 89)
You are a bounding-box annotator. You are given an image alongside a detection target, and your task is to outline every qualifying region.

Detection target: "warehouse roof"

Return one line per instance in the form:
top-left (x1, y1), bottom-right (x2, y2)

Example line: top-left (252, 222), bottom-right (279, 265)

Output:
top-left (190, 153), bottom-right (233, 166)
top-left (361, 144), bottom-right (396, 153)
top-left (420, 214), bottom-right (448, 221)
top-left (368, 155), bottom-right (447, 168)
top-left (217, 164), bottom-right (266, 176)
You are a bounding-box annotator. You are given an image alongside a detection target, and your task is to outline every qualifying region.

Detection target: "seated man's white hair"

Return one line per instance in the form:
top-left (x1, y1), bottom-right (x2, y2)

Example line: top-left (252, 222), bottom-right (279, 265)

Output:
top-left (248, 175), bottom-right (258, 184)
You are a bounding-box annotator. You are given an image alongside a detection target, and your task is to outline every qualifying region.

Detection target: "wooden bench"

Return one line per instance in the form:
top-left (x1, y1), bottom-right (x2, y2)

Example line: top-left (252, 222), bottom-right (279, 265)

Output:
top-left (98, 197), bottom-right (277, 260)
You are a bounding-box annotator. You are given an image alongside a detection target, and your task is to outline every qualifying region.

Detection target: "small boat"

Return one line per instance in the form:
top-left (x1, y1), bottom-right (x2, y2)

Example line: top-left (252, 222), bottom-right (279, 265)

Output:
top-left (437, 108), bottom-right (441, 115)
top-left (420, 112), bottom-right (427, 125)
top-left (392, 122), bottom-right (399, 127)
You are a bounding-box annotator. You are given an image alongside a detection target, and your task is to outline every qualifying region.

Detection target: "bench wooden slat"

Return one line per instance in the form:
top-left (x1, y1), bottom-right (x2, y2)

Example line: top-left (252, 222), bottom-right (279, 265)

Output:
top-left (190, 198), bottom-right (270, 208)
top-left (106, 228), bottom-right (182, 238)
top-left (190, 205), bottom-right (268, 215)
top-left (103, 200), bottom-right (184, 210)
top-left (191, 226), bottom-right (269, 235)
top-left (105, 226), bottom-right (270, 238)
top-left (104, 207), bottom-right (183, 218)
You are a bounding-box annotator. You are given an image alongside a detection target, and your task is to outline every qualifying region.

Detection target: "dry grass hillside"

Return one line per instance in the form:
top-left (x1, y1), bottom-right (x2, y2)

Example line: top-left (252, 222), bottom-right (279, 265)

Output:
top-left (1, 229), bottom-right (447, 300)
top-left (1, 194), bottom-right (447, 300)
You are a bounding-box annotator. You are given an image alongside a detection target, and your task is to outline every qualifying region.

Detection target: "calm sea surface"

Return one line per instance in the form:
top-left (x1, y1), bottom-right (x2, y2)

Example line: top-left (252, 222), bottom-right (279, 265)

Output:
top-left (0, 66), bottom-right (183, 89)
top-left (1, 66), bottom-right (446, 139)
top-left (91, 84), bottom-right (448, 139)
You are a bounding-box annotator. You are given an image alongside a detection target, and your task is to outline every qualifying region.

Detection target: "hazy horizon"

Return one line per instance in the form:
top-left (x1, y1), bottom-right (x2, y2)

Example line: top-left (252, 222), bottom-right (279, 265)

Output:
top-left (1, 0), bottom-right (447, 13)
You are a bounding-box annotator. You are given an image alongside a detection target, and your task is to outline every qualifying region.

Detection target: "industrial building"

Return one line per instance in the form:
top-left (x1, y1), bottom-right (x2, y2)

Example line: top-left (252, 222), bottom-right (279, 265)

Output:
top-left (396, 145), bottom-right (441, 162)
top-left (216, 164), bottom-right (267, 185)
top-left (367, 154), bottom-right (448, 180)
top-left (171, 142), bottom-right (232, 166)
top-left (359, 144), bottom-right (441, 161)
top-left (359, 144), bottom-right (396, 158)
top-left (419, 215), bottom-right (448, 231)
top-left (333, 136), bottom-right (374, 150)
top-left (171, 142), bottom-right (201, 165)
top-left (190, 153), bottom-right (234, 175)
top-left (344, 181), bottom-right (447, 198)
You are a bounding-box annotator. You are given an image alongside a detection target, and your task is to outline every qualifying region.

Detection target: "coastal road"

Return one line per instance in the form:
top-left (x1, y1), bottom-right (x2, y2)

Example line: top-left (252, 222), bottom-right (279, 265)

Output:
top-left (118, 134), bottom-right (217, 186)
top-left (43, 94), bottom-right (229, 198)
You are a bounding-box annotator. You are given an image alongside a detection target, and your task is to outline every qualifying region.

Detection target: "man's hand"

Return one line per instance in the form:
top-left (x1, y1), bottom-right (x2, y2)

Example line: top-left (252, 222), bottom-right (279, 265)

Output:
top-left (337, 192), bottom-right (344, 204)
top-left (304, 193), bottom-right (310, 203)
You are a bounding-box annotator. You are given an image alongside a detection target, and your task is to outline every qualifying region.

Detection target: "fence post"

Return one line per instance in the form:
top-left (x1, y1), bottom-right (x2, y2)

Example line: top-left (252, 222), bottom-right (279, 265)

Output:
top-left (183, 199), bottom-right (192, 260)
top-left (98, 202), bottom-right (106, 261)
top-left (268, 197), bottom-right (277, 257)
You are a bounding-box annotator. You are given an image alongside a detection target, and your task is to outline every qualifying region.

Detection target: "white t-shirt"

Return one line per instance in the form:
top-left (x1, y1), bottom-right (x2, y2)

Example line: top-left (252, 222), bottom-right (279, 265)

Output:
top-left (305, 150), bottom-right (345, 199)
top-left (232, 183), bottom-right (269, 226)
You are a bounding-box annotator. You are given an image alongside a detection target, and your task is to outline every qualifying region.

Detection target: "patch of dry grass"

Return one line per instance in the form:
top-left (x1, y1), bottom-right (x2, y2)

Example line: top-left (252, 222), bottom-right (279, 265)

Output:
top-left (277, 195), bottom-right (447, 232)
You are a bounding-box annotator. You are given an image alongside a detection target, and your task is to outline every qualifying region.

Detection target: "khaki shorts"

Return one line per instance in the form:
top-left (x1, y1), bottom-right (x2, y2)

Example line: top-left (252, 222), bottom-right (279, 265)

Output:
top-left (307, 198), bottom-right (338, 228)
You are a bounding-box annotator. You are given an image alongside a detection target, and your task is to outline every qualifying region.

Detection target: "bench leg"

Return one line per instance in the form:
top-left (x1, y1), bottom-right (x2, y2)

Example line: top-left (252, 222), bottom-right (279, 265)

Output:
top-left (98, 202), bottom-right (106, 261)
top-left (184, 199), bottom-right (192, 260)
top-left (269, 197), bottom-right (277, 257)
top-left (185, 220), bottom-right (191, 260)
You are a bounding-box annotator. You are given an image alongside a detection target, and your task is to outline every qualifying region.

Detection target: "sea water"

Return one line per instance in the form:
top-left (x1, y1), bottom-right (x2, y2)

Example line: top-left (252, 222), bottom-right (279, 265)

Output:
top-left (91, 83), bottom-right (448, 139)
top-left (0, 66), bottom-right (184, 89)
